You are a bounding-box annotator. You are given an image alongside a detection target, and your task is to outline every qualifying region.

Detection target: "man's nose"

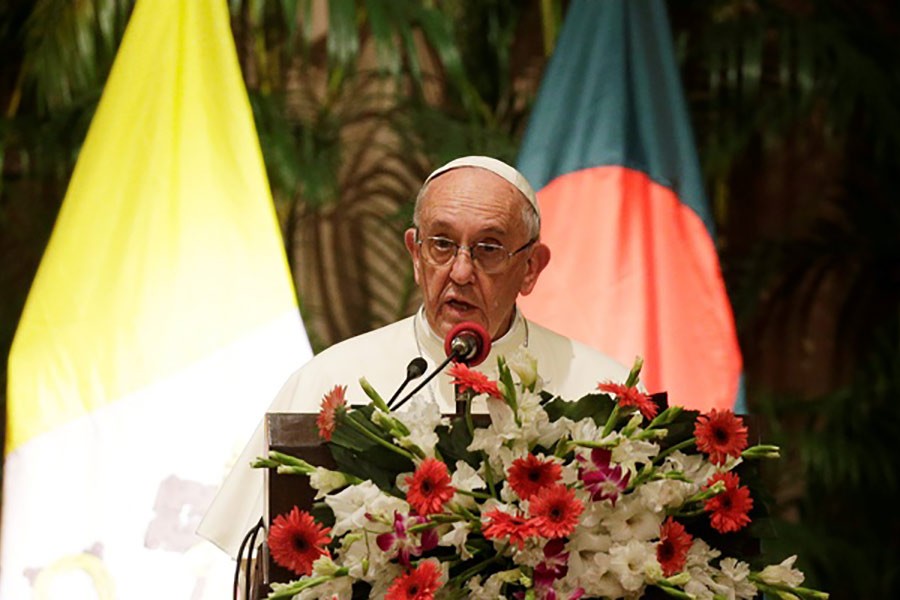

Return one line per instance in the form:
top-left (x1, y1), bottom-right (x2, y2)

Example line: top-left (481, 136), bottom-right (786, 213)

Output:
top-left (448, 246), bottom-right (476, 283)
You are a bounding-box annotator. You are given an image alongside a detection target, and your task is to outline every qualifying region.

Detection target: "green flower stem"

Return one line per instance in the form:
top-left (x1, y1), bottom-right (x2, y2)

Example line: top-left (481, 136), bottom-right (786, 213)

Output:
top-left (674, 482), bottom-right (727, 517)
top-left (742, 444), bottom-right (781, 459)
top-left (554, 439), bottom-right (571, 458)
top-left (460, 390), bottom-right (498, 497)
top-left (268, 451), bottom-right (315, 470)
top-left (404, 443), bottom-right (427, 461)
top-left (571, 439), bottom-right (617, 449)
top-left (601, 403), bottom-right (622, 437)
top-left (448, 547), bottom-right (507, 587)
top-left (647, 406), bottom-right (683, 429)
top-left (359, 376), bottom-right (390, 413)
top-left (464, 391), bottom-right (475, 438)
top-left (455, 489), bottom-right (493, 500)
top-left (750, 575), bottom-right (830, 599)
top-left (276, 465), bottom-right (312, 475)
top-left (636, 428), bottom-right (668, 441)
top-left (453, 503), bottom-right (478, 524)
top-left (672, 507), bottom-right (707, 518)
top-left (411, 514), bottom-right (464, 532)
top-left (625, 357), bottom-right (644, 387)
top-left (652, 582), bottom-right (694, 599)
top-left (655, 437), bottom-right (697, 463)
top-left (266, 574), bottom-right (337, 599)
top-left (408, 522), bottom-right (439, 534)
top-left (628, 464), bottom-right (656, 489)
top-left (343, 415), bottom-right (416, 461)
top-left (483, 457), bottom-right (498, 499)
top-left (497, 357), bottom-right (521, 427)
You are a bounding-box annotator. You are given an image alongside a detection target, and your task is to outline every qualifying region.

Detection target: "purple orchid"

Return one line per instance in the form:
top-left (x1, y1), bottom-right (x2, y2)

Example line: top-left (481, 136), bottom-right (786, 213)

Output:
top-left (577, 448), bottom-right (630, 505)
top-left (375, 511), bottom-right (438, 567)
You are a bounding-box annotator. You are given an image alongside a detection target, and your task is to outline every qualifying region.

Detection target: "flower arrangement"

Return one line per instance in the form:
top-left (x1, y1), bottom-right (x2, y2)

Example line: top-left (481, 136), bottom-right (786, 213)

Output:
top-left (254, 354), bottom-right (828, 600)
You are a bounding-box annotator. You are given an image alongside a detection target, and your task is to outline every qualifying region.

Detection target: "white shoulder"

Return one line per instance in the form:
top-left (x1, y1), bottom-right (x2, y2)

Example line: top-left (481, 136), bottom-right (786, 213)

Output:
top-left (525, 318), bottom-right (631, 398)
top-left (270, 316), bottom-right (418, 413)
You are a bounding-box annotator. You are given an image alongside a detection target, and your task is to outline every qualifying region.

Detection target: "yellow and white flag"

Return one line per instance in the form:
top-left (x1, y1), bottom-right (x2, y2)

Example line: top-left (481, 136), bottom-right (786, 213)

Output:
top-left (1, 0), bottom-right (311, 597)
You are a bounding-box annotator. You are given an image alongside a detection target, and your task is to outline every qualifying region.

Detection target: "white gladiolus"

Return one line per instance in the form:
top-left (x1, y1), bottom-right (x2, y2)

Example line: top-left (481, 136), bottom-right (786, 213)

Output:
top-left (439, 521), bottom-right (473, 560)
top-left (758, 555), bottom-right (805, 587)
top-left (394, 394), bottom-right (448, 457)
top-left (324, 481), bottom-right (407, 537)
top-left (603, 494), bottom-right (664, 543)
top-left (451, 459), bottom-right (485, 492)
top-left (608, 539), bottom-right (657, 592)
top-left (309, 467), bottom-right (351, 499)
top-left (506, 348), bottom-right (539, 389)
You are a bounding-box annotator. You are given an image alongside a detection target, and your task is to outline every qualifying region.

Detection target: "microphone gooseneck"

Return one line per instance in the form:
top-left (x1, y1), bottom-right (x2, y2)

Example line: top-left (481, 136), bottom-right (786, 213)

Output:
top-left (386, 357), bottom-right (430, 409)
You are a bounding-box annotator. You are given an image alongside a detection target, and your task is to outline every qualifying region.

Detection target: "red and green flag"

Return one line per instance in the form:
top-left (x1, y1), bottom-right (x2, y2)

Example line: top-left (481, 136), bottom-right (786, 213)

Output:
top-left (518, 0), bottom-right (744, 412)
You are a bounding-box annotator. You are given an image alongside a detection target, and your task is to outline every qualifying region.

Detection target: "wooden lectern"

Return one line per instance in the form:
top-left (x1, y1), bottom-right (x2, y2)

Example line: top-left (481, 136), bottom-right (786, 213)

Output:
top-left (254, 413), bottom-right (335, 596)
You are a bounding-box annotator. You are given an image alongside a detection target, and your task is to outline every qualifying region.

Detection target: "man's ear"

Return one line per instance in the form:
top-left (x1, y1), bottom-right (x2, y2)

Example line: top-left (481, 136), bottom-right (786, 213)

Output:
top-left (404, 228), bottom-right (421, 285)
top-left (519, 242), bottom-right (551, 296)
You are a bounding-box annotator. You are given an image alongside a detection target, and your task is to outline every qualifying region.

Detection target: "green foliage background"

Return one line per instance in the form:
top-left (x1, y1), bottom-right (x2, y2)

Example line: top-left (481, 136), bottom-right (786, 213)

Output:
top-left (1, 1), bottom-right (898, 597)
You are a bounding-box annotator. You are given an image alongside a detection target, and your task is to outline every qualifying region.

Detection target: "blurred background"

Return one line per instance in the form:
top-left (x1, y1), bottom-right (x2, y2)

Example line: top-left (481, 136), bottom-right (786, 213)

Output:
top-left (1, 0), bottom-right (897, 597)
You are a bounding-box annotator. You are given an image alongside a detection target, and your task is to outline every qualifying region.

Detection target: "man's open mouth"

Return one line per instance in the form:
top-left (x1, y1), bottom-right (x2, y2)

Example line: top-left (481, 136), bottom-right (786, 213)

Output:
top-left (446, 299), bottom-right (475, 312)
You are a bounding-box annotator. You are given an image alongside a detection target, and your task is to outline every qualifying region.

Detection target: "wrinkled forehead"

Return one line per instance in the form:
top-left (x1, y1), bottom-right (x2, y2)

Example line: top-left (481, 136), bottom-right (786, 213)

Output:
top-left (422, 155), bottom-right (540, 224)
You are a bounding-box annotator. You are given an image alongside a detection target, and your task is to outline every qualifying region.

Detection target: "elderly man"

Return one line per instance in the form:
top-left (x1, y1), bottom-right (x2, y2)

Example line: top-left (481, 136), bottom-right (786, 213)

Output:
top-left (198, 156), bottom-right (629, 556)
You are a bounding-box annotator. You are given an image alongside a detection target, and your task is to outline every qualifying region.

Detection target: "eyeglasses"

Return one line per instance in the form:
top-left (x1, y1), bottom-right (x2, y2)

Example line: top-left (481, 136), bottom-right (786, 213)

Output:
top-left (416, 234), bottom-right (537, 274)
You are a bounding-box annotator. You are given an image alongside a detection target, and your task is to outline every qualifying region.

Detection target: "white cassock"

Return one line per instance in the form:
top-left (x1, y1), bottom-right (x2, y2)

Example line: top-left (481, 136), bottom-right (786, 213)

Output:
top-left (198, 306), bottom-right (630, 557)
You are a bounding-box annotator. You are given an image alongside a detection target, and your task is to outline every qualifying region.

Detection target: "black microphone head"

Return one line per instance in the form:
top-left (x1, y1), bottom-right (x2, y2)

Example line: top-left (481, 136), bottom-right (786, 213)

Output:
top-left (444, 321), bottom-right (491, 366)
top-left (407, 357), bottom-right (428, 379)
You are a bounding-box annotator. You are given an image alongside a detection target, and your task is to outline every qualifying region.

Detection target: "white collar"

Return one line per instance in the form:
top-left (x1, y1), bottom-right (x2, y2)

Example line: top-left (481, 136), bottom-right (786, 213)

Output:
top-left (413, 306), bottom-right (528, 369)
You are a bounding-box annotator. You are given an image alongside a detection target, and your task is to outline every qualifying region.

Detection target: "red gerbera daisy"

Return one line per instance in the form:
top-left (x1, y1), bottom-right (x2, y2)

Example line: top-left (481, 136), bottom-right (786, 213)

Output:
top-left (694, 409), bottom-right (748, 465)
top-left (704, 471), bottom-right (754, 533)
top-left (268, 506), bottom-right (331, 576)
top-left (481, 509), bottom-right (540, 549)
top-left (385, 560), bottom-right (443, 600)
top-left (508, 454), bottom-right (563, 500)
top-left (405, 458), bottom-right (455, 515)
top-left (657, 517), bottom-right (693, 576)
top-left (597, 381), bottom-right (658, 420)
top-left (529, 484), bottom-right (584, 539)
top-left (316, 385), bottom-right (347, 441)
top-left (447, 362), bottom-right (503, 399)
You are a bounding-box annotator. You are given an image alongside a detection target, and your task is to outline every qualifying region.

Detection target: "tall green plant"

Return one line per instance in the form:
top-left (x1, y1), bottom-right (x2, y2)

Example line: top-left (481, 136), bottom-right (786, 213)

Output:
top-left (672, 1), bottom-right (900, 597)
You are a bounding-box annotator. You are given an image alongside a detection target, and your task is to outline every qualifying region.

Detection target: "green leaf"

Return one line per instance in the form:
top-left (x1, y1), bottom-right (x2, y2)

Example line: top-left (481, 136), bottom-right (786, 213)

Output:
top-left (328, 443), bottom-right (412, 493)
top-left (656, 407), bottom-right (700, 451)
top-left (496, 355), bottom-right (516, 406)
top-left (326, 0), bottom-right (358, 73)
top-left (329, 405), bottom-right (384, 452)
top-left (363, 0), bottom-right (400, 75)
top-left (543, 393), bottom-right (616, 426)
top-left (414, 5), bottom-right (483, 116)
top-left (436, 417), bottom-right (479, 469)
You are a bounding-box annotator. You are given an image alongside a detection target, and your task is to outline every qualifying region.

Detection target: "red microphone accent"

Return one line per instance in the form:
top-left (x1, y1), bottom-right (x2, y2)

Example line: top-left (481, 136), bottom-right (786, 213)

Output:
top-left (444, 321), bottom-right (491, 366)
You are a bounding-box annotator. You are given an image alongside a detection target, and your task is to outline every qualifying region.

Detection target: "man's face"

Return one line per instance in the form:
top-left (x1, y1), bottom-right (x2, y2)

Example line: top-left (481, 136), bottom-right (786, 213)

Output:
top-left (404, 167), bottom-right (550, 340)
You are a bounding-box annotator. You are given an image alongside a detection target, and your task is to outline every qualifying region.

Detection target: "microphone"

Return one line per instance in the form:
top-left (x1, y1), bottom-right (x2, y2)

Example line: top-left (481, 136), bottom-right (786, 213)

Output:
top-left (407, 357), bottom-right (428, 379)
top-left (386, 357), bottom-right (428, 409)
top-left (444, 321), bottom-right (491, 366)
top-left (391, 322), bottom-right (492, 412)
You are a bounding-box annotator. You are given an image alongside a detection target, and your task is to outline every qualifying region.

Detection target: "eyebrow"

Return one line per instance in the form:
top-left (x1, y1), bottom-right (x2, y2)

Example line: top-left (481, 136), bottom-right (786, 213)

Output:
top-left (425, 219), bottom-right (508, 238)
